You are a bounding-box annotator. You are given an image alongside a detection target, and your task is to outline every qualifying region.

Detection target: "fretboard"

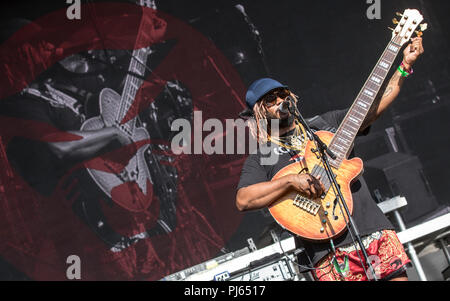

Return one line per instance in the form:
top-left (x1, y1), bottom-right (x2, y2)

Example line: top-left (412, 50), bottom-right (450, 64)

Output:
top-left (116, 10), bottom-right (154, 134)
top-left (327, 40), bottom-right (402, 168)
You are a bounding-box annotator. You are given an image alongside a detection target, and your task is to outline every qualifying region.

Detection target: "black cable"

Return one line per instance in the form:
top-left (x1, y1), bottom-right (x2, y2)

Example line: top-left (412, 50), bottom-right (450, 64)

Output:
top-left (290, 99), bottom-right (375, 280)
top-left (276, 230), bottom-right (334, 273)
top-left (326, 166), bottom-right (370, 278)
top-left (317, 131), bottom-right (374, 280)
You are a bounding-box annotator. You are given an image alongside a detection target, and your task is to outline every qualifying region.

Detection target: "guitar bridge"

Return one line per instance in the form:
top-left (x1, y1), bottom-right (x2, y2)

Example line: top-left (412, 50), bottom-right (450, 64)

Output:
top-left (293, 194), bottom-right (320, 215)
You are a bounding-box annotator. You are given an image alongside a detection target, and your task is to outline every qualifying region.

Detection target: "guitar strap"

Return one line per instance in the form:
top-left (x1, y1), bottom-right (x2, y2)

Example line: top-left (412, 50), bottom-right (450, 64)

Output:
top-left (306, 115), bottom-right (338, 133)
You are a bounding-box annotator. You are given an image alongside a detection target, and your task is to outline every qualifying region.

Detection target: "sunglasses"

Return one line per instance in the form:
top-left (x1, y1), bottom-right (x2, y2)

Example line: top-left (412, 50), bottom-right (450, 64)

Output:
top-left (262, 89), bottom-right (292, 108)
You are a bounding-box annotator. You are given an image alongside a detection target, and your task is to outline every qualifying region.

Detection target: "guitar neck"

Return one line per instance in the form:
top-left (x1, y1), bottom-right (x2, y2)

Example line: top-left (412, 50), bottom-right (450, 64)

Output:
top-left (116, 5), bottom-right (155, 131)
top-left (117, 48), bottom-right (148, 124)
top-left (327, 40), bottom-right (402, 168)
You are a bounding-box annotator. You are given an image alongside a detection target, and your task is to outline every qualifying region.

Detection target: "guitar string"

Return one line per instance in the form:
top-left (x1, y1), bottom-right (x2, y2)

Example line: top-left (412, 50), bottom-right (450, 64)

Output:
top-left (328, 37), bottom-right (401, 167)
top-left (321, 37), bottom-right (402, 279)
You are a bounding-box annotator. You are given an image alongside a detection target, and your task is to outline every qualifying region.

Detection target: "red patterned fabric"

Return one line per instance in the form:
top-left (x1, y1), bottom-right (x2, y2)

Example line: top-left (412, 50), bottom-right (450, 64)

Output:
top-left (314, 230), bottom-right (410, 281)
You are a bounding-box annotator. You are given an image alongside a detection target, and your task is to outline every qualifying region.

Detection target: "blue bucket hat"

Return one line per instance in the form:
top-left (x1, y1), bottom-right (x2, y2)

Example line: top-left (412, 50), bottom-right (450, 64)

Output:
top-left (245, 78), bottom-right (288, 110)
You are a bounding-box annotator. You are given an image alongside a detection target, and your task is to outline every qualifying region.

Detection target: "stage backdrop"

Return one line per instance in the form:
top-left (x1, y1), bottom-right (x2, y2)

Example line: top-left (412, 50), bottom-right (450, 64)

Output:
top-left (0, 0), bottom-right (449, 280)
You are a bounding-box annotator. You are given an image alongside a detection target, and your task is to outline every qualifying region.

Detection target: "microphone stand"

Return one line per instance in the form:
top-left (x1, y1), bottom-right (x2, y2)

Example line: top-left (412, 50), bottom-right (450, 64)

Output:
top-left (235, 4), bottom-right (271, 76)
top-left (287, 101), bottom-right (379, 281)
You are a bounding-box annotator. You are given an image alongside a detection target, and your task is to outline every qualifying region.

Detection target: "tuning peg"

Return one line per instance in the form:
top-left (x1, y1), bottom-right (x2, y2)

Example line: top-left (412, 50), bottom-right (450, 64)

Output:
top-left (396, 12), bottom-right (409, 20)
top-left (388, 27), bottom-right (395, 32)
top-left (420, 23), bottom-right (428, 32)
top-left (415, 30), bottom-right (423, 37)
top-left (392, 18), bottom-right (399, 25)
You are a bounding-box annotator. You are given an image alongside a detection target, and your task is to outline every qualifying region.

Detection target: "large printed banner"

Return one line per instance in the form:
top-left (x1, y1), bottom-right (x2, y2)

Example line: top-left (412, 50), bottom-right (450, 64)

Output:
top-left (0, 2), bottom-right (247, 280)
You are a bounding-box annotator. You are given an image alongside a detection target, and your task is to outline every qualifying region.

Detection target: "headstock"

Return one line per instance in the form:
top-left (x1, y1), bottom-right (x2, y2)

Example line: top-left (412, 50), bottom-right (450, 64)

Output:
top-left (389, 9), bottom-right (426, 45)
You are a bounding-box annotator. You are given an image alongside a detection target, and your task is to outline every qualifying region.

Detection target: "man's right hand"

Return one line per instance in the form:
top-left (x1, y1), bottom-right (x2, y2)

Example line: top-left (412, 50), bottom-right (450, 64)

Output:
top-left (236, 172), bottom-right (326, 212)
top-left (289, 173), bottom-right (325, 199)
top-left (47, 126), bottom-right (135, 163)
top-left (112, 127), bottom-right (133, 146)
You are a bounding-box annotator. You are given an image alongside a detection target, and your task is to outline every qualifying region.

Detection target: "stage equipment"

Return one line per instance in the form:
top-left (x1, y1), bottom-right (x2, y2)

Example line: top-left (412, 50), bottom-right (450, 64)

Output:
top-left (365, 152), bottom-right (439, 225)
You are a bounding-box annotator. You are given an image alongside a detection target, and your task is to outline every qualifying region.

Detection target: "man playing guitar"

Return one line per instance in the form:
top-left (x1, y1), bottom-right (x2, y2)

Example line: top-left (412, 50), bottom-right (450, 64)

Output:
top-left (236, 36), bottom-right (424, 281)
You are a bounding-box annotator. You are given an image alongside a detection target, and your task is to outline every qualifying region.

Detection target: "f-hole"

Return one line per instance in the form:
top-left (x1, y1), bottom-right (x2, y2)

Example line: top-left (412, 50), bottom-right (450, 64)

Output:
top-left (332, 198), bottom-right (339, 220)
top-left (331, 184), bottom-right (341, 220)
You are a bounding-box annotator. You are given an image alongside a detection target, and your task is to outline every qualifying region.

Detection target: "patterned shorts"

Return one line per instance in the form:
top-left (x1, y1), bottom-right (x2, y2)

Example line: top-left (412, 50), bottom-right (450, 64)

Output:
top-left (313, 230), bottom-right (410, 281)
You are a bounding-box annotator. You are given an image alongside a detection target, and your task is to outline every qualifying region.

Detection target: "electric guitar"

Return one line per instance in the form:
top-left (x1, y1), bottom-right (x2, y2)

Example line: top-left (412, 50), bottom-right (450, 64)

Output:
top-left (80, 0), bottom-right (156, 212)
top-left (269, 9), bottom-right (426, 241)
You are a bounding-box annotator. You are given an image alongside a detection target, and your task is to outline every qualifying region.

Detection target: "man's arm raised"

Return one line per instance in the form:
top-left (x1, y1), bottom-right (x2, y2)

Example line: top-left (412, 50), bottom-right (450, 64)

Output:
top-left (361, 37), bottom-right (424, 131)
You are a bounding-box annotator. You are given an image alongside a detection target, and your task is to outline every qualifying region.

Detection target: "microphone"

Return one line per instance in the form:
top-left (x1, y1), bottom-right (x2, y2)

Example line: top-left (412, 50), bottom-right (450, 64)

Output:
top-left (235, 4), bottom-right (246, 16)
top-left (235, 4), bottom-right (260, 36)
top-left (278, 99), bottom-right (291, 114)
top-left (277, 96), bottom-right (295, 114)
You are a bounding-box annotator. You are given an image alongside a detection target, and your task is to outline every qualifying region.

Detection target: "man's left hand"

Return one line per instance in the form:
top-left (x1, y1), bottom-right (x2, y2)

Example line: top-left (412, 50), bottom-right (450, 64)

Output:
top-left (402, 37), bottom-right (424, 70)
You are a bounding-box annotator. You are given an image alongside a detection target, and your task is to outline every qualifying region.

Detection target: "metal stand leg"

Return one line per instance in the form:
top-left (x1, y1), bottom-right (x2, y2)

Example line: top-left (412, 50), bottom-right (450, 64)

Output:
top-left (438, 239), bottom-right (450, 264)
top-left (439, 239), bottom-right (450, 280)
top-left (393, 210), bottom-right (427, 281)
top-left (406, 241), bottom-right (427, 281)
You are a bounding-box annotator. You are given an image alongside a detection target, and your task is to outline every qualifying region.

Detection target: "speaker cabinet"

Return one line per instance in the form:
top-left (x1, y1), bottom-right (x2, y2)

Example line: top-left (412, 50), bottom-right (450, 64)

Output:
top-left (364, 152), bottom-right (440, 226)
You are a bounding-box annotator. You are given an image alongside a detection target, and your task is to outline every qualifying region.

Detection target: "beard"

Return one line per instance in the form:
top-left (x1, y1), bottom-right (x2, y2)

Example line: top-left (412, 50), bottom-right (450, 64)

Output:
top-left (265, 111), bottom-right (295, 130)
top-left (279, 114), bottom-right (295, 128)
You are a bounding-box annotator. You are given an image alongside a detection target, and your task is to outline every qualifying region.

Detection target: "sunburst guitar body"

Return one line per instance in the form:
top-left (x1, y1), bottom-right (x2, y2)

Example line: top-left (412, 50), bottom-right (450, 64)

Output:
top-left (269, 131), bottom-right (362, 241)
